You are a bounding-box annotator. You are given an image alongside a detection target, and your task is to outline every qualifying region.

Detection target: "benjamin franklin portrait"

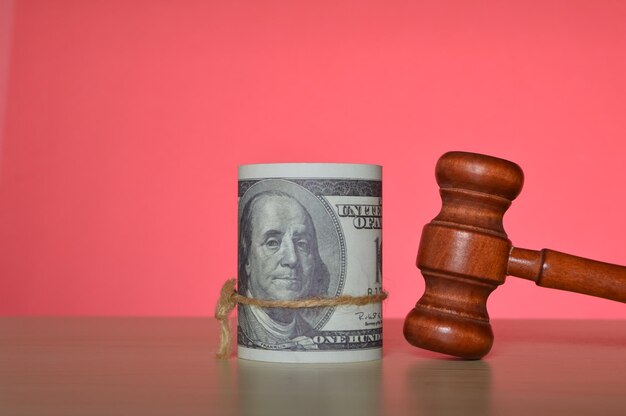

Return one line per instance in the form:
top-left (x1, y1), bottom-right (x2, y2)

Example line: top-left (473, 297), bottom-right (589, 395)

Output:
top-left (237, 181), bottom-right (342, 350)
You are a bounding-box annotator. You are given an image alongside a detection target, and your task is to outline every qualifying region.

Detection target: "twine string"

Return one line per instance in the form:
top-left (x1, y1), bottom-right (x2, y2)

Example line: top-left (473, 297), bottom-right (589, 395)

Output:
top-left (214, 278), bottom-right (388, 359)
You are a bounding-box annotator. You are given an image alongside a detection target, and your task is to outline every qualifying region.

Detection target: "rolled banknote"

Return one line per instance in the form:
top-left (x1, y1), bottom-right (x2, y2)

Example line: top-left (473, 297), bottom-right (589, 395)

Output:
top-left (237, 163), bottom-right (383, 363)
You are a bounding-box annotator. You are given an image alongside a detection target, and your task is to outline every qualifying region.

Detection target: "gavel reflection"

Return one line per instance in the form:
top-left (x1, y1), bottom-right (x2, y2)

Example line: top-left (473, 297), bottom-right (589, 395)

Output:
top-left (404, 151), bottom-right (626, 359)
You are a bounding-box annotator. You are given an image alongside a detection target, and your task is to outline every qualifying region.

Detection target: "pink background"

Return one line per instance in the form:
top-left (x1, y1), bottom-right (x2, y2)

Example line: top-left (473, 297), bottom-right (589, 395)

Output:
top-left (1, 0), bottom-right (625, 319)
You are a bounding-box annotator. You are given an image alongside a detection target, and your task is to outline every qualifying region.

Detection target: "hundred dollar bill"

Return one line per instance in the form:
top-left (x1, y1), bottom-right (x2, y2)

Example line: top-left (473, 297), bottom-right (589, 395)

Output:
top-left (237, 163), bottom-right (383, 363)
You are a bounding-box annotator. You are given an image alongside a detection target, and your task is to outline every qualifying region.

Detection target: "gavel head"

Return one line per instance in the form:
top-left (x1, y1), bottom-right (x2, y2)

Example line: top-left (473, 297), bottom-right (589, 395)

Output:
top-left (403, 151), bottom-right (524, 359)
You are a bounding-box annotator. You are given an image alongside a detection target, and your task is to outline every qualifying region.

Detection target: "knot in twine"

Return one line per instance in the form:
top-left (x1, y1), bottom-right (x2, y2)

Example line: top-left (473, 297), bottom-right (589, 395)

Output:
top-left (214, 278), bottom-right (388, 359)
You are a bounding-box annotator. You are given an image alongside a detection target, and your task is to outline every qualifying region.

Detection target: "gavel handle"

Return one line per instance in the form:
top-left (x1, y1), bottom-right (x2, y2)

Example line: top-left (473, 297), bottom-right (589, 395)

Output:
top-left (508, 248), bottom-right (626, 303)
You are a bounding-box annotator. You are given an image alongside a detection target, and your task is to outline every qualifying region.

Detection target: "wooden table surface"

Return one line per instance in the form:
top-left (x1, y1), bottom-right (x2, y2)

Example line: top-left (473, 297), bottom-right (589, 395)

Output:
top-left (1, 318), bottom-right (625, 416)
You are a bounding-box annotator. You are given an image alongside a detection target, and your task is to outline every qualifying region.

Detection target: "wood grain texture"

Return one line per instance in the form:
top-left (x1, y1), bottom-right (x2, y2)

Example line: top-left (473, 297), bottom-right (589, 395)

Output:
top-left (404, 152), bottom-right (626, 359)
top-left (509, 248), bottom-right (626, 303)
top-left (1, 318), bottom-right (625, 416)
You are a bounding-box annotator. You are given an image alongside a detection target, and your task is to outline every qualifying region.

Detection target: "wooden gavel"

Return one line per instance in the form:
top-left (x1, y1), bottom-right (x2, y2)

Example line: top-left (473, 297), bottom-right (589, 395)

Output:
top-left (403, 151), bottom-right (626, 359)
